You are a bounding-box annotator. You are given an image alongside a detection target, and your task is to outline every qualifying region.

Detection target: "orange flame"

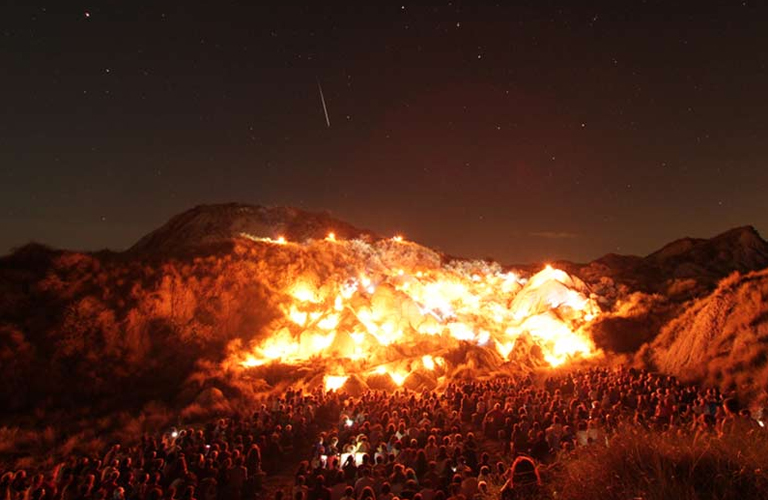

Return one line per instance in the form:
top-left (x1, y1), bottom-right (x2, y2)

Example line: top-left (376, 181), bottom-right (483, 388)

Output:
top-left (231, 236), bottom-right (601, 384)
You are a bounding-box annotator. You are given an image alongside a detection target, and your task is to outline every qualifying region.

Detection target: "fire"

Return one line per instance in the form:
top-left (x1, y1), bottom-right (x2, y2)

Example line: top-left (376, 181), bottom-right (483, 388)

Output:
top-left (390, 371), bottom-right (407, 386)
top-left (324, 375), bottom-right (348, 391)
top-left (422, 355), bottom-right (435, 370)
top-left (230, 234), bottom-right (601, 387)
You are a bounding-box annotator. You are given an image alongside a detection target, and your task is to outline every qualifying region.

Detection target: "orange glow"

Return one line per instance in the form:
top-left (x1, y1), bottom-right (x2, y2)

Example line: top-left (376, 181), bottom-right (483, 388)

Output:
top-left (390, 371), bottom-right (407, 386)
top-left (324, 375), bottom-right (348, 391)
top-left (422, 354), bottom-right (435, 370)
top-left (231, 236), bottom-right (601, 386)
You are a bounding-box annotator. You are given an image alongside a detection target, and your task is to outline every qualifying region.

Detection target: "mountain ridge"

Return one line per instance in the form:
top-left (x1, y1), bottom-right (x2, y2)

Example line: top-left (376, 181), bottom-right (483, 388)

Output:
top-left (129, 203), bottom-right (377, 255)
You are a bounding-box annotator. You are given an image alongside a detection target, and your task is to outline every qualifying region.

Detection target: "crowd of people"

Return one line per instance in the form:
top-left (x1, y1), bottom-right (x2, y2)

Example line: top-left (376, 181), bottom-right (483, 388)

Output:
top-left (0, 387), bottom-right (335, 500)
top-left (1, 367), bottom-right (764, 500)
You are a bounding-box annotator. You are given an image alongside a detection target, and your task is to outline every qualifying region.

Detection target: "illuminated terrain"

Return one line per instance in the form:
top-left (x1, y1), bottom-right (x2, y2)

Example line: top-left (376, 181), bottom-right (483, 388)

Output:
top-left (228, 232), bottom-right (601, 391)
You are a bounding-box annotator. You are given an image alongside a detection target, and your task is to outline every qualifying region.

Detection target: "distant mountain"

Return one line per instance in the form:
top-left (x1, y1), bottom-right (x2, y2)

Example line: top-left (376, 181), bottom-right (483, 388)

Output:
top-left (572, 226), bottom-right (768, 297)
top-left (646, 226), bottom-right (768, 275)
top-left (130, 203), bottom-right (376, 255)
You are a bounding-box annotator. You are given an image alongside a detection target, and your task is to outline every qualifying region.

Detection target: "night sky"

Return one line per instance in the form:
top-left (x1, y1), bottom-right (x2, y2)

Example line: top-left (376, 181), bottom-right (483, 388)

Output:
top-left (2, 2), bottom-right (767, 263)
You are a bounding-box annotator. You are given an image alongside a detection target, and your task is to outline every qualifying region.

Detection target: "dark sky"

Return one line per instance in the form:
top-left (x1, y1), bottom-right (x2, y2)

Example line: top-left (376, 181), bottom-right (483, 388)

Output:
top-left (2, 1), bottom-right (767, 263)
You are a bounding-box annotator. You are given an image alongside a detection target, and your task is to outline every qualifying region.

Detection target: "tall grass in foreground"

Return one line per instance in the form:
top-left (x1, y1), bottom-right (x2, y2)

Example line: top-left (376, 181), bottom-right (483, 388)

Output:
top-left (547, 424), bottom-right (768, 500)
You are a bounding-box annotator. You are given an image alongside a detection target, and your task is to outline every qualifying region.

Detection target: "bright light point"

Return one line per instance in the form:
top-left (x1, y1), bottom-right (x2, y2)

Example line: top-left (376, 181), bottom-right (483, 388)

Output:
top-left (324, 375), bottom-right (348, 391)
top-left (392, 235), bottom-right (404, 242)
top-left (422, 355), bottom-right (435, 370)
top-left (326, 232), bottom-right (336, 242)
top-left (390, 372), bottom-right (407, 386)
top-left (350, 331), bottom-right (365, 344)
top-left (291, 283), bottom-right (318, 303)
top-left (276, 236), bottom-right (287, 244)
top-left (317, 314), bottom-right (339, 330)
top-left (241, 356), bottom-right (265, 368)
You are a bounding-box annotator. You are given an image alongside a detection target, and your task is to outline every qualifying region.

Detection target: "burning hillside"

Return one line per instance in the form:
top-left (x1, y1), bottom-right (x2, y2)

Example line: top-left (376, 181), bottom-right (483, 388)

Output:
top-left (225, 232), bottom-right (601, 391)
top-left (2, 204), bottom-right (766, 416)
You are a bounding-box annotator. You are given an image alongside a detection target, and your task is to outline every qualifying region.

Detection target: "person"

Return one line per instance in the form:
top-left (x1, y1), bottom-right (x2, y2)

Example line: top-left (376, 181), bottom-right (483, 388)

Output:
top-left (354, 469), bottom-right (375, 499)
top-left (379, 482), bottom-right (395, 500)
top-left (308, 475), bottom-right (332, 500)
top-left (499, 456), bottom-right (540, 500)
top-left (339, 485), bottom-right (355, 500)
top-left (472, 481), bottom-right (490, 500)
top-left (359, 486), bottom-right (376, 500)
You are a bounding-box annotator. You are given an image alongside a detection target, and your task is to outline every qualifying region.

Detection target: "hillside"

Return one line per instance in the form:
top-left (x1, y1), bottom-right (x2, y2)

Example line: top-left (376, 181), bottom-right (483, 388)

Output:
top-left (639, 268), bottom-right (768, 402)
top-left (0, 204), bottom-right (600, 416)
top-left (2, 204), bottom-right (767, 416)
top-left (566, 226), bottom-right (768, 354)
top-left (130, 203), bottom-right (376, 255)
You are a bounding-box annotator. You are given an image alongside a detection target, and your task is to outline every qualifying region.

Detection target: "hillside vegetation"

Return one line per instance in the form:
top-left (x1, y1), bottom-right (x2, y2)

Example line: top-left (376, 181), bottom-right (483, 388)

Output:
top-left (640, 268), bottom-right (768, 403)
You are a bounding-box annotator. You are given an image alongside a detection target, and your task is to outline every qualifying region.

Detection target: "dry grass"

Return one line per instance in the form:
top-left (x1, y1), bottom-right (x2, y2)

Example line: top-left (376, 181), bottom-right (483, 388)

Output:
top-left (644, 269), bottom-right (768, 404)
top-left (547, 425), bottom-right (768, 500)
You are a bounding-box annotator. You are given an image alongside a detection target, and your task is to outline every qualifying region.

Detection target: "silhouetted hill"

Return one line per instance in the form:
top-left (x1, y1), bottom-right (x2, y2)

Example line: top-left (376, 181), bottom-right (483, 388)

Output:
top-left (646, 225), bottom-right (768, 275)
top-left (573, 226), bottom-right (768, 298)
top-left (130, 203), bottom-right (377, 255)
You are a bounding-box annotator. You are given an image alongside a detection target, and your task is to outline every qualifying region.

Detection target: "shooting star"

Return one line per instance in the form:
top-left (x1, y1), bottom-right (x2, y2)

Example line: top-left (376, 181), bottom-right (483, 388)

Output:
top-left (317, 78), bottom-right (331, 128)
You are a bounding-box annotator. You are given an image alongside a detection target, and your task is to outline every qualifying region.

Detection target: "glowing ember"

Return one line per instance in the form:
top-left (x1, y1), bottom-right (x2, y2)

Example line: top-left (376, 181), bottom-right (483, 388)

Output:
top-left (390, 371), bottom-right (407, 386)
top-left (422, 354), bottom-right (435, 370)
top-left (230, 235), bottom-right (601, 386)
top-left (324, 375), bottom-right (349, 391)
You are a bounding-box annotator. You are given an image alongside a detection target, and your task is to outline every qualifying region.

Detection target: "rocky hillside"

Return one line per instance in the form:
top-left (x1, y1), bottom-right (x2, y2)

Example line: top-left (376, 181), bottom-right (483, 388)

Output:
top-left (639, 268), bottom-right (768, 402)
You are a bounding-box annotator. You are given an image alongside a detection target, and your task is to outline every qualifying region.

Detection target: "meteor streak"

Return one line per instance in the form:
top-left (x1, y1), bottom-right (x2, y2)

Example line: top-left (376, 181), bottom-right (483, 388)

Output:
top-left (317, 78), bottom-right (331, 128)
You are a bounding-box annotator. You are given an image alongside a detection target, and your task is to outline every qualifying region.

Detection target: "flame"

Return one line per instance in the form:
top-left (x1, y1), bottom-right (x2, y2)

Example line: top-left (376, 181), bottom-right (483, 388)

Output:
top-left (324, 375), bottom-right (348, 391)
top-left (232, 236), bottom-right (601, 385)
top-left (291, 282), bottom-right (318, 303)
top-left (422, 354), bottom-right (435, 370)
top-left (390, 371), bottom-right (407, 386)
